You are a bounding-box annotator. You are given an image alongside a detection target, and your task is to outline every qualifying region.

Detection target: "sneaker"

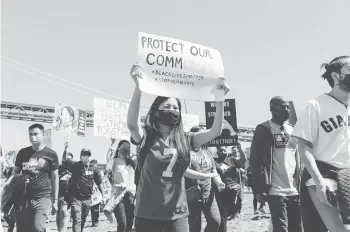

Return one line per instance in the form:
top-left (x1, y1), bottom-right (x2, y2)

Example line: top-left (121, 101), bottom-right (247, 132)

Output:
top-left (254, 210), bottom-right (260, 215)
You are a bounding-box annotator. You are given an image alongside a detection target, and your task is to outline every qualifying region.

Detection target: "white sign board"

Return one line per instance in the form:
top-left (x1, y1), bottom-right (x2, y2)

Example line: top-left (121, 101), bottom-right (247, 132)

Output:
top-left (138, 32), bottom-right (225, 101)
top-left (91, 176), bottom-right (112, 206)
top-left (94, 98), bottom-right (132, 139)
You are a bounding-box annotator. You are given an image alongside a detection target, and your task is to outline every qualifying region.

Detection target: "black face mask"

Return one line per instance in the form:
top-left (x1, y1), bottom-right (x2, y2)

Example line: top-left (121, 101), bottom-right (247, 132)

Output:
top-left (158, 110), bottom-right (180, 126)
top-left (274, 111), bottom-right (290, 122)
top-left (339, 73), bottom-right (350, 92)
top-left (216, 153), bottom-right (227, 163)
top-left (119, 148), bottom-right (130, 156)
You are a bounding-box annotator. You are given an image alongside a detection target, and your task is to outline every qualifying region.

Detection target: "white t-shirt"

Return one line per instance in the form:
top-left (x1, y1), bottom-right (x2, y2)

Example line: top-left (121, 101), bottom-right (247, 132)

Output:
top-left (292, 94), bottom-right (350, 169)
top-left (268, 120), bottom-right (299, 196)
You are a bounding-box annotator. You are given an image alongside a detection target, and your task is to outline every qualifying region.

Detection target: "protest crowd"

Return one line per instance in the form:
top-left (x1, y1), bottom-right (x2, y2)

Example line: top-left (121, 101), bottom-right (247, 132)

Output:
top-left (1, 35), bottom-right (350, 232)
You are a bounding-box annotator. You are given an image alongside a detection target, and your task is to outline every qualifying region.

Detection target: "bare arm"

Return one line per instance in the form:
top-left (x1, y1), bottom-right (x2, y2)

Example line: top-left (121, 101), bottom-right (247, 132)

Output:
top-left (106, 138), bottom-right (117, 164)
top-left (106, 147), bottom-right (115, 164)
top-left (235, 144), bottom-right (248, 168)
top-left (297, 138), bottom-right (333, 206)
top-left (184, 168), bottom-right (218, 180)
top-left (51, 169), bottom-right (59, 202)
top-left (98, 184), bottom-right (104, 196)
top-left (192, 101), bottom-right (224, 148)
top-left (297, 139), bottom-right (323, 185)
top-left (127, 64), bottom-right (144, 144)
top-left (127, 87), bottom-right (144, 143)
top-left (211, 168), bottom-right (224, 186)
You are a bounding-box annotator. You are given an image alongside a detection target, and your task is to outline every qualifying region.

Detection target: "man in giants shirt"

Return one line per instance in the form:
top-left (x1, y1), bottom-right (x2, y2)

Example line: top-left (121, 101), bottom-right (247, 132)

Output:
top-left (13, 123), bottom-right (59, 232)
top-left (292, 56), bottom-right (350, 232)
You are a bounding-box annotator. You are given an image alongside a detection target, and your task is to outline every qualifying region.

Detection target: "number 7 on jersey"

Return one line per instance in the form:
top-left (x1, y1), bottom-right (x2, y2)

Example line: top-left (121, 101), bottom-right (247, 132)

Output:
top-left (162, 148), bottom-right (178, 178)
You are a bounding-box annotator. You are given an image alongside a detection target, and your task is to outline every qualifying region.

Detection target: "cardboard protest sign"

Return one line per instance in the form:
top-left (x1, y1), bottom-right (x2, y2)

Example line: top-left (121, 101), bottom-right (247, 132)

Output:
top-left (288, 101), bottom-right (297, 126)
top-left (53, 103), bottom-right (86, 136)
top-left (205, 99), bottom-right (238, 147)
top-left (77, 110), bottom-right (87, 136)
top-left (91, 176), bottom-right (112, 206)
top-left (94, 98), bottom-right (133, 139)
top-left (101, 176), bottom-right (112, 198)
top-left (43, 129), bottom-right (52, 148)
top-left (182, 114), bottom-right (200, 132)
top-left (138, 32), bottom-right (225, 101)
top-left (91, 183), bottom-right (103, 206)
top-left (3, 150), bottom-right (17, 169)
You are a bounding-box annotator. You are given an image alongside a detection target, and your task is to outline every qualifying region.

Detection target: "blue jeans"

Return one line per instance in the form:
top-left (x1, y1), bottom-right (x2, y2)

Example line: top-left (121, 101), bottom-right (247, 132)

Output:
top-left (267, 195), bottom-right (303, 232)
top-left (15, 197), bottom-right (52, 232)
top-left (90, 203), bottom-right (100, 225)
top-left (188, 192), bottom-right (221, 232)
top-left (113, 192), bottom-right (135, 232)
top-left (71, 197), bottom-right (92, 232)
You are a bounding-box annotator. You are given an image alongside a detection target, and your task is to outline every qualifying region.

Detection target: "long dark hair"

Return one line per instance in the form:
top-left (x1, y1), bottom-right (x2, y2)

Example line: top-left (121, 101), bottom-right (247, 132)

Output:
top-left (114, 140), bottom-right (135, 169)
top-left (143, 96), bottom-right (190, 175)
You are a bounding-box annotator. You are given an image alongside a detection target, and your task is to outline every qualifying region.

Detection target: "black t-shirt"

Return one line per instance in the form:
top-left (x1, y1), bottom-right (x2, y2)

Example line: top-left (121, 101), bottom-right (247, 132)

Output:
top-left (215, 158), bottom-right (240, 187)
top-left (58, 165), bottom-right (72, 197)
top-left (63, 160), bottom-right (102, 200)
top-left (15, 146), bottom-right (59, 199)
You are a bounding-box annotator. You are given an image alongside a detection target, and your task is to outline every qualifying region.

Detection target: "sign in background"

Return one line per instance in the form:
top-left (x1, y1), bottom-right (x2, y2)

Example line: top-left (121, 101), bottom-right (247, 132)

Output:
top-left (91, 175), bottom-right (112, 206)
top-left (205, 99), bottom-right (238, 147)
top-left (138, 32), bottom-right (225, 101)
top-left (94, 98), bottom-right (134, 139)
top-left (43, 129), bottom-right (52, 148)
top-left (76, 110), bottom-right (87, 137)
top-left (288, 101), bottom-right (297, 126)
top-left (53, 102), bottom-right (86, 136)
top-left (182, 113), bottom-right (200, 132)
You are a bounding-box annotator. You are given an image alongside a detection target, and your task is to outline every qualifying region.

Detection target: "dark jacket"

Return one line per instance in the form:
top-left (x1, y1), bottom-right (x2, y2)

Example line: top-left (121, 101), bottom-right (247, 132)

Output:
top-left (250, 121), bottom-right (301, 195)
top-left (1, 173), bottom-right (30, 214)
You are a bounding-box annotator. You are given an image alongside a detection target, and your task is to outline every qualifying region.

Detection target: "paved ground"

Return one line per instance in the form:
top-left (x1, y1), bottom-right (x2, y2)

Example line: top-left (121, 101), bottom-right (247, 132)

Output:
top-left (1, 187), bottom-right (271, 232)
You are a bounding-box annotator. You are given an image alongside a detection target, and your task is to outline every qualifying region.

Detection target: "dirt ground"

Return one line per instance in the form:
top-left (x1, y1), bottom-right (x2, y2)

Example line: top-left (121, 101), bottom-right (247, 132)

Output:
top-left (1, 189), bottom-right (271, 232)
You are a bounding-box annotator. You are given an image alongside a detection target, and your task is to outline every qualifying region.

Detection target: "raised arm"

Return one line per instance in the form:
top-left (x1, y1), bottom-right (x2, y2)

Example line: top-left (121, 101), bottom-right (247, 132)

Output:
top-left (62, 142), bottom-right (68, 161)
top-left (192, 101), bottom-right (224, 148)
top-left (127, 64), bottom-right (144, 144)
top-left (62, 142), bottom-right (75, 172)
top-left (192, 79), bottom-right (230, 148)
top-left (106, 138), bottom-right (116, 166)
top-left (235, 142), bottom-right (248, 168)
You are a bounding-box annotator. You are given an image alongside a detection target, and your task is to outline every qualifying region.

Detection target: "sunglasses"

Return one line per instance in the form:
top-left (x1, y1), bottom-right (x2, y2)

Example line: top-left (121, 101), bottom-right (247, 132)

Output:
top-left (81, 152), bottom-right (91, 157)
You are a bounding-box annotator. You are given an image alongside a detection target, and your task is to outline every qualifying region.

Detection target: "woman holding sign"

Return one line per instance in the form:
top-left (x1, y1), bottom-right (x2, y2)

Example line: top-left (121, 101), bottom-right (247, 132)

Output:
top-left (127, 64), bottom-right (230, 232)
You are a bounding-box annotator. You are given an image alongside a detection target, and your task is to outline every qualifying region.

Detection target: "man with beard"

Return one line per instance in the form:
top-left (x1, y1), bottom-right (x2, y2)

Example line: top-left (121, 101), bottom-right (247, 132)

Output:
top-left (62, 145), bottom-right (105, 232)
top-left (292, 56), bottom-right (350, 232)
top-left (250, 97), bottom-right (302, 232)
top-left (215, 144), bottom-right (246, 232)
top-left (13, 123), bottom-right (59, 232)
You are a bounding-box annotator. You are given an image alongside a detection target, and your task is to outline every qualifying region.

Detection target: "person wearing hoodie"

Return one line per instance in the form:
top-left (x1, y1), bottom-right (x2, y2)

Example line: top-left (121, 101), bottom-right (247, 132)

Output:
top-left (250, 96), bottom-right (302, 232)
